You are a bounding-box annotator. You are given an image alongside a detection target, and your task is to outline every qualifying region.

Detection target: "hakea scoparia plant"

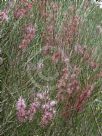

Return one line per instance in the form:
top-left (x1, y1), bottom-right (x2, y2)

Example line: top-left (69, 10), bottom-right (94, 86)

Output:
top-left (15, 1), bottom-right (102, 124)
top-left (1, 0), bottom-right (101, 132)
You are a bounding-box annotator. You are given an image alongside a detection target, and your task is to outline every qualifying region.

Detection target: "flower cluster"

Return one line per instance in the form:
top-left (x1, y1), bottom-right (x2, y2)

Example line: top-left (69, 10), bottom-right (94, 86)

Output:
top-left (16, 91), bottom-right (57, 127)
top-left (75, 85), bottom-right (94, 111)
top-left (19, 24), bottom-right (36, 49)
top-left (27, 102), bottom-right (40, 121)
top-left (57, 66), bottom-right (80, 102)
top-left (14, 0), bottom-right (33, 19)
top-left (57, 68), bottom-right (69, 101)
top-left (16, 96), bottom-right (40, 122)
top-left (0, 10), bottom-right (8, 22)
top-left (40, 1), bottom-right (61, 55)
top-left (14, 8), bottom-right (27, 20)
top-left (66, 16), bottom-right (80, 45)
top-left (74, 44), bottom-right (99, 70)
top-left (56, 64), bottom-right (95, 118)
top-left (52, 51), bottom-right (62, 63)
top-left (60, 15), bottom-right (80, 46)
top-left (16, 97), bottom-right (27, 122)
top-left (41, 100), bottom-right (57, 127)
top-left (36, 92), bottom-right (57, 126)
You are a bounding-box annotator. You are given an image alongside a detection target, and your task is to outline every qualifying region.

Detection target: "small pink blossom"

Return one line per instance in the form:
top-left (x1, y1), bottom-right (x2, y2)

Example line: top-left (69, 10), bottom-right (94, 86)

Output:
top-left (74, 45), bottom-right (86, 56)
top-left (14, 8), bottom-right (27, 19)
top-left (0, 11), bottom-right (9, 22)
top-left (52, 52), bottom-right (61, 63)
top-left (41, 99), bottom-right (57, 127)
top-left (50, 101), bottom-right (57, 107)
top-left (42, 46), bottom-right (52, 55)
top-left (27, 102), bottom-right (40, 121)
top-left (42, 101), bottom-right (57, 111)
top-left (36, 92), bottom-right (49, 101)
top-left (16, 97), bottom-right (27, 122)
top-left (16, 97), bottom-right (26, 110)
top-left (50, 2), bottom-right (60, 12)
top-left (41, 111), bottom-right (53, 127)
top-left (67, 73), bottom-right (80, 95)
top-left (19, 24), bottom-right (36, 49)
top-left (75, 85), bottom-right (94, 112)
top-left (14, 0), bottom-right (33, 20)
top-left (25, 24), bottom-right (36, 35)
top-left (20, 0), bottom-right (33, 9)
top-left (36, 93), bottom-right (45, 100)
top-left (42, 104), bottom-right (51, 111)
top-left (88, 61), bottom-right (99, 69)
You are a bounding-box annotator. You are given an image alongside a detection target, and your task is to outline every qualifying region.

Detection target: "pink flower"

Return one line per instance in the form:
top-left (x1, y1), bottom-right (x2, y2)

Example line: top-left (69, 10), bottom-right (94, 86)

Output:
top-left (36, 92), bottom-right (49, 101)
top-left (16, 97), bottom-right (27, 122)
top-left (74, 45), bottom-right (86, 56)
top-left (88, 61), bottom-right (99, 70)
top-left (42, 101), bottom-right (57, 111)
top-left (19, 43), bottom-right (28, 49)
top-left (41, 99), bottom-right (57, 127)
top-left (19, 24), bottom-right (36, 49)
top-left (52, 52), bottom-right (61, 63)
top-left (14, 8), bottom-right (27, 19)
top-left (14, 0), bottom-right (33, 20)
top-left (25, 24), bottom-right (36, 35)
top-left (75, 85), bottom-right (94, 112)
top-left (42, 103), bottom-right (51, 111)
top-left (66, 16), bottom-right (80, 45)
top-left (0, 11), bottom-right (8, 22)
top-left (50, 2), bottom-right (60, 12)
top-left (27, 102), bottom-right (40, 121)
top-left (40, 98), bottom-right (57, 127)
top-left (20, 0), bottom-right (33, 9)
top-left (42, 46), bottom-right (52, 55)
top-left (50, 101), bottom-right (57, 107)
top-left (66, 73), bottom-right (80, 95)
top-left (41, 111), bottom-right (53, 127)
top-left (16, 97), bottom-right (26, 110)
top-left (36, 92), bottom-right (45, 100)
